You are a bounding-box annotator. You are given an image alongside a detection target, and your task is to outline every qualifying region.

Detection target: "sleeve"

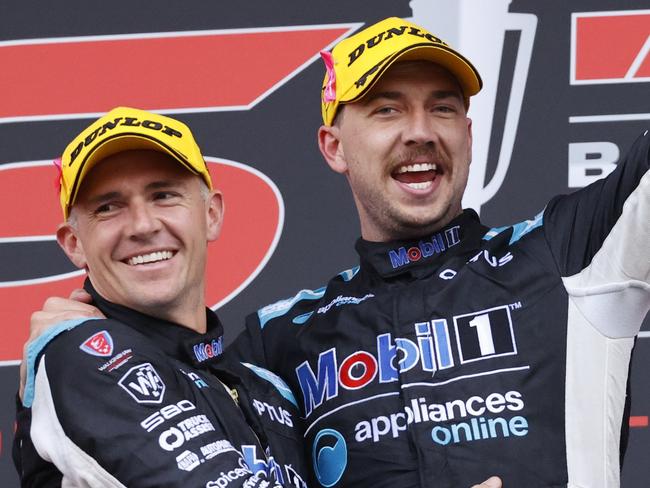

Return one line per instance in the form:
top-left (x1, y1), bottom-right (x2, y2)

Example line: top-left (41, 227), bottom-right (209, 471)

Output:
top-left (30, 326), bottom-right (284, 488)
top-left (544, 130), bottom-right (650, 339)
top-left (12, 396), bottom-right (62, 488)
top-left (543, 130), bottom-right (650, 277)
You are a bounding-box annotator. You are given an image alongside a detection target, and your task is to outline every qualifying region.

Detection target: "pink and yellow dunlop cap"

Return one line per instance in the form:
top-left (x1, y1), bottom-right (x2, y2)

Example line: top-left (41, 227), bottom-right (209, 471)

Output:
top-left (320, 17), bottom-right (483, 126)
top-left (58, 106), bottom-right (213, 218)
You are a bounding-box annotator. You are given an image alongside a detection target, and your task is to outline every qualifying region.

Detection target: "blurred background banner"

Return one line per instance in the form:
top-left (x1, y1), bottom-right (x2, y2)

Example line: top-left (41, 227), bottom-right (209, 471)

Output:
top-left (1, 1), bottom-right (648, 485)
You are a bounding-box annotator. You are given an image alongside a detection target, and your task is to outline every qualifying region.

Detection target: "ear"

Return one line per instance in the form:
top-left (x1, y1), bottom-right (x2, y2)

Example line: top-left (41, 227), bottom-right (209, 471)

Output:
top-left (205, 190), bottom-right (224, 242)
top-left (466, 117), bottom-right (473, 164)
top-left (318, 124), bottom-right (348, 174)
top-left (56, 222), bottom-right (88, 269)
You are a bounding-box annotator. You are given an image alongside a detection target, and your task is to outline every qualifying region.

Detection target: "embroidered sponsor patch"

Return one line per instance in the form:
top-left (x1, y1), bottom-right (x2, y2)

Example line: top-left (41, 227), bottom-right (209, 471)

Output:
top-left (98, 349), bottom-right (133, 372)
top-left (118, 363), bottom-right (166, 404)
top-left (79, 330), bottom-right (114, 357)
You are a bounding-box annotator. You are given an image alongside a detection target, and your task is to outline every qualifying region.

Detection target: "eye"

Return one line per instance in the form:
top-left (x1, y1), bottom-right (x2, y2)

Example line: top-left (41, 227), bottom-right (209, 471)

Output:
top-left (433, 104), bottom-right (457, 114)
top-left (95, 202), bottom-right (118, 215)
top-left (153, 191), bottom-right (178, 201)
top-left (371, 105), bottom-right (401, 118)
top-left (91, 201), bottom-right (121, 219)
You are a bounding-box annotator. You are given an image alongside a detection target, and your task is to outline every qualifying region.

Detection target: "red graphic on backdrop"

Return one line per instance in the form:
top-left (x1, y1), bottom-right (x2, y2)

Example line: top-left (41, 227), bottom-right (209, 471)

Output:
top-left (572, 11), bottom-right (650, 83)
top-left (0, 26), bottom-right (351, 119)
top-left (0, 159), bottom-right (282, 361)
top-left (0, 25), bottom-right (355, 361)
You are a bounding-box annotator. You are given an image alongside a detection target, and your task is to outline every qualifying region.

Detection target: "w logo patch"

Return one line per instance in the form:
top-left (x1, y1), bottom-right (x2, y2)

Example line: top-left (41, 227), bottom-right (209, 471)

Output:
top-left (80, 330), bottom-right (114, 357)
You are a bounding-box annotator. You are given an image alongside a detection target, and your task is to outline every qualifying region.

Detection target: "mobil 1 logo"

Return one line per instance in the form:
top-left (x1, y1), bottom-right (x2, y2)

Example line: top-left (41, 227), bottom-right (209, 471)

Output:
top-left (453, 305), bottom-right (518, 363)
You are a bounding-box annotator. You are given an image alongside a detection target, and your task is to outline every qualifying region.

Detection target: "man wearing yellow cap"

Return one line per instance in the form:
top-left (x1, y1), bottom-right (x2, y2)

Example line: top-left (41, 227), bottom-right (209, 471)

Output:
top-left (229, 17), bottom-right (649, 487)
top-left (15, 107), bottom-right (309, 487)
top-left (18, 16), bottom-right (649, 488)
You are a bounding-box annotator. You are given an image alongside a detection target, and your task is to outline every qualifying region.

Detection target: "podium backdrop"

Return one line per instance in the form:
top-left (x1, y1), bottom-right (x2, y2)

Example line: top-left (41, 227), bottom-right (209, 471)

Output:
top-left (1, 1), bottom-right (648, 485)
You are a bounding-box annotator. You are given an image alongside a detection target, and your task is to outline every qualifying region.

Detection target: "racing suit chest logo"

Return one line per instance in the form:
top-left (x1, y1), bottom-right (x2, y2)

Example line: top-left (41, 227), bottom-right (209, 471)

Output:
top-left (388, 226), bottom-right (460, 269)
top-left (296, 305), bottom-right (518, 416)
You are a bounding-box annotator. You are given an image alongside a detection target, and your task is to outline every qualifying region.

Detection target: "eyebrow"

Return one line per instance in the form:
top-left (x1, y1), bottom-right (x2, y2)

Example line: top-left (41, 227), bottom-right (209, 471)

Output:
top-left (85, 180), bottom-right (184, 204)
top-left (145, 180), bottom-right (185, 191)
top-left (362, 89), bottom-right (463, 105)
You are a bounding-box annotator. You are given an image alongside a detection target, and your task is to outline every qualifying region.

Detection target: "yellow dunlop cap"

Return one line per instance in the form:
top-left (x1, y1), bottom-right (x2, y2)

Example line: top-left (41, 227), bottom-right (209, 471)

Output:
top-left (58, 106), bottom-right (213, 218)
top-left (320, 17), bottom-right (483, 126)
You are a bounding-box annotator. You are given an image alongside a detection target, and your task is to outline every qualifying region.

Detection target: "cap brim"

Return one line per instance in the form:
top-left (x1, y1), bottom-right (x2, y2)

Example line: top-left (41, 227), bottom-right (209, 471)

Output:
top-left (341, 43), bottom-right (482, 105)
top-left (66, 134), bottom-right (200, 212)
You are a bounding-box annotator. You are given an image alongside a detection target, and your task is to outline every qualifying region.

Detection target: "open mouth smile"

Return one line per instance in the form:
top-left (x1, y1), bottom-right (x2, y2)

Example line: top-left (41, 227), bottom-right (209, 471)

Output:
top-left (125, 250), bottom-right (175, 266)
top-left (392, 162), bottom-right (438, 190)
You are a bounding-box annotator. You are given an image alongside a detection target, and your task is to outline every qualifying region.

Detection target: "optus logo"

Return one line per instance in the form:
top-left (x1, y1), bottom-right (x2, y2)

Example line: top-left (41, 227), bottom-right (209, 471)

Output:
top-left (312, 429), bottom-right (347, 487)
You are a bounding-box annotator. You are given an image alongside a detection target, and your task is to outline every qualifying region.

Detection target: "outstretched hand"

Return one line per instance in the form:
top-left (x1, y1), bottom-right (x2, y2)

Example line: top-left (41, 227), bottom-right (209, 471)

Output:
top-left (19, 289), bottom-right (104, 400)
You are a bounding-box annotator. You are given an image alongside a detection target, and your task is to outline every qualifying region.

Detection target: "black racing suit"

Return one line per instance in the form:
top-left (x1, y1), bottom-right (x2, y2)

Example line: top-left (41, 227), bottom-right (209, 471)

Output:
top-left (15, 282), bottom-right (308, 487)
top-left (229, 131), bottom-right (650, 487)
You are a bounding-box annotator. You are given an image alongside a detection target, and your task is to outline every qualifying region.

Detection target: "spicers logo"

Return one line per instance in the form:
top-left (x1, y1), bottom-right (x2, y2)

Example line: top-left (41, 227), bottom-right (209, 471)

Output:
top-left (388, 226), bottom-right (460, 269)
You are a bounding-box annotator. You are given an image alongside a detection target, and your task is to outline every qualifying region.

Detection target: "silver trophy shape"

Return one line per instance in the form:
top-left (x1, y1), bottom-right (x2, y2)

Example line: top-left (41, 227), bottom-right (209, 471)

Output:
top-left (411, 0), bottom-right (537, 215)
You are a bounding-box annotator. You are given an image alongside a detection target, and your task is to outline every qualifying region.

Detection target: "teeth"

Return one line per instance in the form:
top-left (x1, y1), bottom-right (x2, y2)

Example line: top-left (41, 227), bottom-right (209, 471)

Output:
top-left (397, 163), bottom-right (437, 174)
top-left (406, 181), bottom-right (433, 190)
top-left (127, 251), bottom-right (173, 266)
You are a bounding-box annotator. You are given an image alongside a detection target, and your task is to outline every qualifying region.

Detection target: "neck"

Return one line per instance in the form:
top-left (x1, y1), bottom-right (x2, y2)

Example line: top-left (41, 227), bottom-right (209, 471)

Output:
top-left (154, 306), bottom-right (207, 334)
top-left (88, 280), bottom-right (208, 334)
top-left (360, 213), bottom-right (463, 243)
top-left (147, 289), bottom-right (207, 333)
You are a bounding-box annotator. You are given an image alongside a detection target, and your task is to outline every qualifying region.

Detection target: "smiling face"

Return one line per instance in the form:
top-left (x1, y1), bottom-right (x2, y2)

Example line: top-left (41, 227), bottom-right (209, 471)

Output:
top-left (318, 61), bottom-right (473, 242)
top-left (57, 150), bottom-right (222, 330)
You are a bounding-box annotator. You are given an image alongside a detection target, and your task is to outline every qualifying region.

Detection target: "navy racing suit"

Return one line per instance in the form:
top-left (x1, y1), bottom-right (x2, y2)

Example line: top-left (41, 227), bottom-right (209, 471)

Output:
top-left (17, 282), bottom-right (309, 488)
top-left (230, 131), bottom-right (650, 487)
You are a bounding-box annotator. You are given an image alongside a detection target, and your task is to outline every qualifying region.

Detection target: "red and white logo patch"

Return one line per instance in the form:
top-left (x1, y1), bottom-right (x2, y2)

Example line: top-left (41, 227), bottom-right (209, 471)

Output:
top-left (571, 10), bottom-right (650, 84)
top-left (79, 330), bottom-right (114, 357)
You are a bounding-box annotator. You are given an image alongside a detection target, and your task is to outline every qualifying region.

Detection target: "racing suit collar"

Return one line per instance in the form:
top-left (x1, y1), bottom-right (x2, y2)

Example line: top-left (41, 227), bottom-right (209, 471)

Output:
top-left (83, 279), bottom-right (225, 368)
top-left (355, 209), bottom-right (488, 278)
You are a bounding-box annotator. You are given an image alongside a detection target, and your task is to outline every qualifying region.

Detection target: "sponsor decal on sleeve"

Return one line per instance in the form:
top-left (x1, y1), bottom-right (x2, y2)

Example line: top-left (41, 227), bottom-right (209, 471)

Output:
top-left (98, 348), bottom-right (133, 371)
top-left (176, 449), bottom-right (201, 472)
top-left (79, 330), bottom-right (114, 357)
top-left (118, 362), bottom-right (166, 404)
top-left (200, 439), bottom-right (237, 460)
top-left (159, 414), bottom-right (216, 452)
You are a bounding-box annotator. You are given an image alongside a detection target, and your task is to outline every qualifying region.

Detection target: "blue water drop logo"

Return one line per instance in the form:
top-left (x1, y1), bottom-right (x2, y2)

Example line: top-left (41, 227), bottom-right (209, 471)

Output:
top-left (312, 428), bottom-right (347, 487)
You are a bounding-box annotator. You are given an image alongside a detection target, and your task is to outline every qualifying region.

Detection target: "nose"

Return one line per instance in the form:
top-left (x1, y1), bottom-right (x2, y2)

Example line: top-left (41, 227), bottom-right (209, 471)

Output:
top-left (127, 200), bottom-right (161, 238)
top-left (402, 109), bottom-right (437, 147)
